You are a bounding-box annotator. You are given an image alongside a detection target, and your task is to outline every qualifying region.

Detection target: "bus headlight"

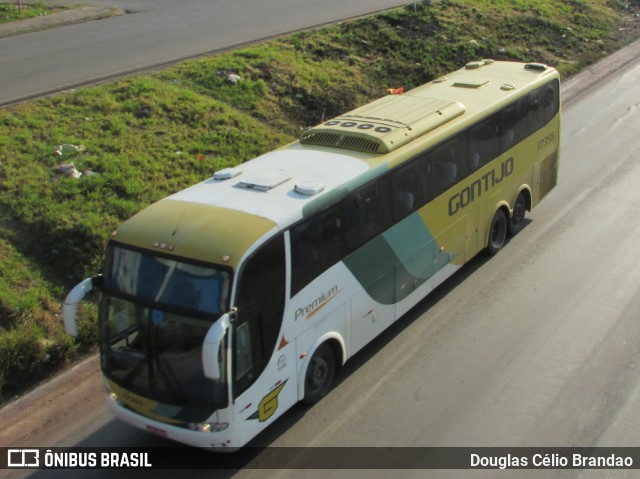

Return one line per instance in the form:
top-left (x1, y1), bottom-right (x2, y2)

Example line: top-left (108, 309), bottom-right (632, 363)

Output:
top-left (187, 422), bottom-right (229, 433)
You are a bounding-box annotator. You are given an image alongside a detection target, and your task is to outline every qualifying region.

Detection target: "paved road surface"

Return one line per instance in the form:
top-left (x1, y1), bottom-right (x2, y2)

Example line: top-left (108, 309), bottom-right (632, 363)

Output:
top-left (0, 0), bottom-right (412, 104)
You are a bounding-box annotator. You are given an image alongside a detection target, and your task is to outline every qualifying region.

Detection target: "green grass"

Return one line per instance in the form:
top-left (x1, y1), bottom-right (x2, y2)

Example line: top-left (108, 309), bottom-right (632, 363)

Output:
top-left (1, 0), bottom-right (639, 399)
top-left (0, 2), bottom-right (66, 23)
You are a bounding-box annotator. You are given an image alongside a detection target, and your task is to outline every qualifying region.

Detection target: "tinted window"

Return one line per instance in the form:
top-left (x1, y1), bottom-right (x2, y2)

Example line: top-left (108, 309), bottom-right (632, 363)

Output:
top-left (392, 161), bottom-right (431, 220)
top-left (541, 79), bottom-right (560, 125)
top-left (529, 80), bottom-right (559, 132)
top-left (345, 176), bottom-right (393, 251)
top-left (500, 97), bottom-right (530, 148)
top-left (468, 114), bottom-right (500, 170)
top-left (234, 234), bottom-right (286, 396)
top-left (105, 245), bottom-right (231, 317)
top-left (430, 136), bottom-right (467, 196)
top-left (291, 205), bottom-right (346, 296)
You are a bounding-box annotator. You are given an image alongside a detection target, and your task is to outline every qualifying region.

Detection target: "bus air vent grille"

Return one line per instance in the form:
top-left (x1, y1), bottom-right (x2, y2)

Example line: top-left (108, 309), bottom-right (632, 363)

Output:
top-left (300, 132), bottom-right (341, 147)
top-left (301, 97), bottom-right (465, 154)
top-left (338, 135), bottom-right (381, 153)
top-left (300, 131), bottom-right (382, 153)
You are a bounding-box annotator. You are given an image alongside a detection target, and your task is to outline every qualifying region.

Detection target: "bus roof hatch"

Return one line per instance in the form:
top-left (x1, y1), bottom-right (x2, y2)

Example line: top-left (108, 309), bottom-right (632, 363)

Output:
top-left (301, 96), bottom-right (465, 154)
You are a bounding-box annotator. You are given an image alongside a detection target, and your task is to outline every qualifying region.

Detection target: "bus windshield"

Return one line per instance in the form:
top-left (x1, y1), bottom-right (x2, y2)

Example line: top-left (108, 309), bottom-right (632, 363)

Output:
top-left (100, 245), bottom-right (231, 411)
top-left (104, 245), bottom-right (231, 317)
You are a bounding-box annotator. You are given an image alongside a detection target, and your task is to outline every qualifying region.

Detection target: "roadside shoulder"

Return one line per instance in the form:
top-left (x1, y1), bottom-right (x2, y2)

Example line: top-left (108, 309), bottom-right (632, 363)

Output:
top-left (563, 36), bottom-right (640, 106)
top-left (0, 3), bottom-right (123, 39)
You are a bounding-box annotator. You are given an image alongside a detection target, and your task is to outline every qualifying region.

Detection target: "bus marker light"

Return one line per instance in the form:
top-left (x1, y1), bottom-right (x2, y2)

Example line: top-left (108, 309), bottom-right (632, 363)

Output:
top-left (300, 353), bottom-right (307, 359)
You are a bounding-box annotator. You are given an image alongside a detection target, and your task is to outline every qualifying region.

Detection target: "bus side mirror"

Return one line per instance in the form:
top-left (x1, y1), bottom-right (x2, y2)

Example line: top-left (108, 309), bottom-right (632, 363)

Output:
top-left (202, 313), bottom-right (231, 380)
top-left (63, 275), bottom-right (102, 336)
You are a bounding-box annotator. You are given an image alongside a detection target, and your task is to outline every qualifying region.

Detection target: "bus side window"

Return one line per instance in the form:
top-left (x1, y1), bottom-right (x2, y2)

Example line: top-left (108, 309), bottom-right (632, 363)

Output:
top-left (234, 234), bottom-right (286, 397)
top-left (529, 87), bottom-right (547, 132)
top-left (235, 321), bottom-right (253, 380)
top-left (291, 205), bottom-right (346, 296)
top-left (418, 154), bottom-right (435, 203)
top-left (431, 137), bottom-right (466, 196)
top-left (291, 220), bottom-right (322, 292)
top-left (469, 115), bottom-right (500, 170)
top-left (500, 97), bottom-right (530, 149)
top-left (345, 176), bottom-right (393, 251)
top-left (542, 79), bottom-right (560, 125)
top-left (319, 206), bottom-right (348, 274)
top-left (392, 161), bottom-right (430, 220)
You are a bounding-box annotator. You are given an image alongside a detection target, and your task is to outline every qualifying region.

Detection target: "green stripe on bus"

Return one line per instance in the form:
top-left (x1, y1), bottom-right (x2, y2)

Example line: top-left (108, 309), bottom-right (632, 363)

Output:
top-left (344, 212), bottom-right (449, 304)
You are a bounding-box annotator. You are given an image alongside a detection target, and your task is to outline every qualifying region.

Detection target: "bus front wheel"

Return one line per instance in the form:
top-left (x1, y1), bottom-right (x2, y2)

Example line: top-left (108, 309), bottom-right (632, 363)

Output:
top-left (487, 209), bottom-right (507, 255)
top-left (303, 343), bottom-right (336, 405)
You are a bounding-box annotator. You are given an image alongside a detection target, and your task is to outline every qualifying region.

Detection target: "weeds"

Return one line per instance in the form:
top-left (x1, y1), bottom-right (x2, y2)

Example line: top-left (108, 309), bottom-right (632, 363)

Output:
top-left (0, 2), bottom-right (66, 23)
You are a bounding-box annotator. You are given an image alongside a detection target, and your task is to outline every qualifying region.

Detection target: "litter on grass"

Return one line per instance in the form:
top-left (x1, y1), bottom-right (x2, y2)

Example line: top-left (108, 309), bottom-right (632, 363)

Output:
top-left (55, 162), bottom-right (82, 178)
top-left (55, 144), bottom-right (85, 157)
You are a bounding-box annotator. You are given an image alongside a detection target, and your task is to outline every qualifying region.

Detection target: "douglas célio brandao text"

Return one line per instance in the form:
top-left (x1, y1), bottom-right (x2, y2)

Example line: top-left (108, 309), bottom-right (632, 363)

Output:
top-left (470, 452), bottom-right (634, 469)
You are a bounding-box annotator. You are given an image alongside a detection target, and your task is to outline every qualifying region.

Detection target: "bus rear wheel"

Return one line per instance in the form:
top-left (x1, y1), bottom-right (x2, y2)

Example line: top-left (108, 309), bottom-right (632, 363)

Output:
top-left (487, 209), bottom-right (507, 255)
top-left (509, 193), bottom-right (527, 236)
top-left (303, 343), bottom-right (336, 405)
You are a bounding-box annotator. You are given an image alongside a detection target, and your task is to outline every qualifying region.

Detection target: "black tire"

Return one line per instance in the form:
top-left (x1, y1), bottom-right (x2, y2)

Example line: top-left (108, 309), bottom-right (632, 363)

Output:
top-left (303, 343), bottom-right (336, 405)
top-left (487, 209), bottom-right (507, 255)
top-left (509, 193), bottom-right (527, 236)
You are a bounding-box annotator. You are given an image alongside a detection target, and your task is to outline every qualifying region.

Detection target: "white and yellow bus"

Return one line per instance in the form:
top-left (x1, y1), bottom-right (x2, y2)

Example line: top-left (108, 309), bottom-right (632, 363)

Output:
top-left (64, 60), bottom-right (560, 450)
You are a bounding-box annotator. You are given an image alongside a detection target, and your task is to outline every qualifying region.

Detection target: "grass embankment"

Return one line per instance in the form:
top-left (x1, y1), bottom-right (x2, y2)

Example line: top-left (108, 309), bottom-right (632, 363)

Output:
top-left (1, 0), bottom-right (639, 399)
top-left (0, 2), bottom-right (66, 23)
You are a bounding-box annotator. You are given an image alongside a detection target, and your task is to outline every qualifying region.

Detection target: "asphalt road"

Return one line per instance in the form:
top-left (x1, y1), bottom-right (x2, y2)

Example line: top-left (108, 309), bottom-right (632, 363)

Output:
top-left (2, 39), bottom-right (640, 479)
top-left (0, 0), bottom-right (412, 104)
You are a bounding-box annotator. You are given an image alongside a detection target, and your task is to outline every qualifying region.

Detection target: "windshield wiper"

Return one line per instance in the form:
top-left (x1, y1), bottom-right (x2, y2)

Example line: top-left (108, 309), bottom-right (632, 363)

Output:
top-left (156, 355), bottom-right (186, 403)
top-left (122, 355), bottom-right (148, 387)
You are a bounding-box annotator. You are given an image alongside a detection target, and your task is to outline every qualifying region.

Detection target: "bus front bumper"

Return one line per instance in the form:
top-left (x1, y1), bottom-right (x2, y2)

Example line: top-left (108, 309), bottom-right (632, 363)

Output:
top-left (105, 392), bottom-right (240, 451)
